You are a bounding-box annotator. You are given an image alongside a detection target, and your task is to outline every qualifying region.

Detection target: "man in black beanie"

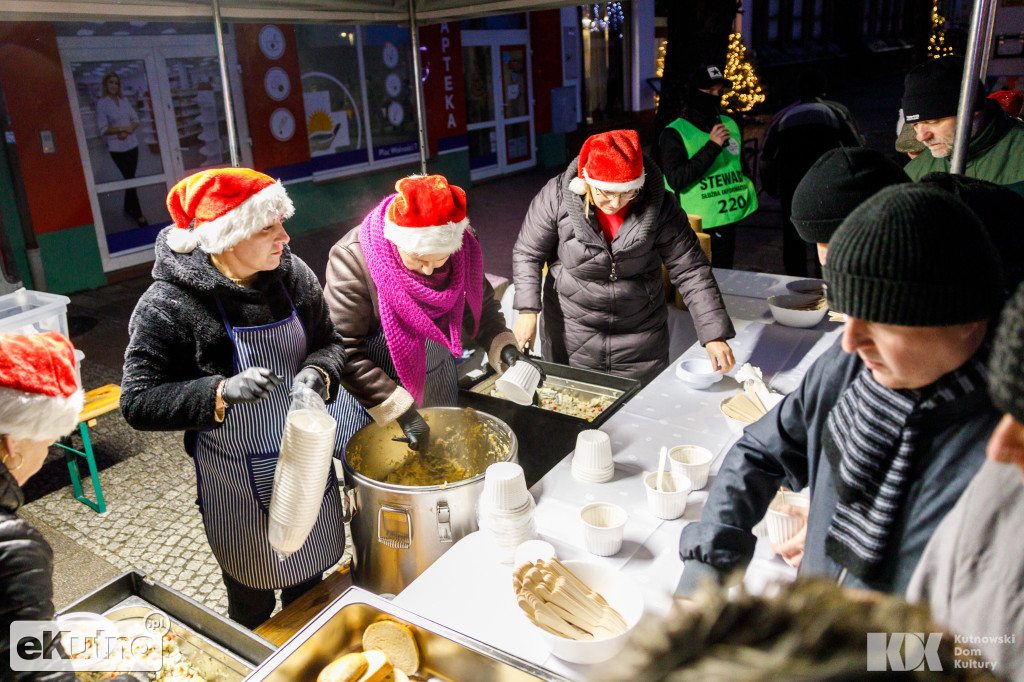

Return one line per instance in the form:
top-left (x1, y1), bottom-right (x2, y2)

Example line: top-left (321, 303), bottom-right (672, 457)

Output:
top-left (902, 56), bottom-right (1024, 194)
top-left (790, 146), bottom-right (909, 268)
top-left (677, 184), bottom-right (1004, 597)
top-left (908, 280), bottom-right (1024, 680)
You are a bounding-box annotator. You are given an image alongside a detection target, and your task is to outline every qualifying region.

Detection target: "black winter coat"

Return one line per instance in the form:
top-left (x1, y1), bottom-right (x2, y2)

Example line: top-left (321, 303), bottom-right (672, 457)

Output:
top-left (0, 462), bottom-right (73, 681)
top-left (512, 155), bottom-right (734, 384)
top-left (677, 343), bottom-right (998, 596)
top-left (121, 227), bottom-right (346, 455)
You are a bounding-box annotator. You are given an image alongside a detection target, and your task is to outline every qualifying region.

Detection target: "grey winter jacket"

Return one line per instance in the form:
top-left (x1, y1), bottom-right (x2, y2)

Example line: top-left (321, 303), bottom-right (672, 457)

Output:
top-left (907, 459), bottom-right (1024, 679)
top-left (678, 343), bottom-right (999, 595)
top-left (512, 155), bottom-right (734, 384)
top-left (121, 227), bottom-right (346, 455)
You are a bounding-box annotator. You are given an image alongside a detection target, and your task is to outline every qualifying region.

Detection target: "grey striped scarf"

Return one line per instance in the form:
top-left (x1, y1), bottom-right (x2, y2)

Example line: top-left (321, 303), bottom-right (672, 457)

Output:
top-left (824, 355), bottom-right (988, 582)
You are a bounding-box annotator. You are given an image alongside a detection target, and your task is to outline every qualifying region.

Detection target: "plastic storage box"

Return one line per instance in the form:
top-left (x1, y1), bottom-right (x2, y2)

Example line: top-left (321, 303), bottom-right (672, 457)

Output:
top-left (0, 288), bottom-right (71, 337)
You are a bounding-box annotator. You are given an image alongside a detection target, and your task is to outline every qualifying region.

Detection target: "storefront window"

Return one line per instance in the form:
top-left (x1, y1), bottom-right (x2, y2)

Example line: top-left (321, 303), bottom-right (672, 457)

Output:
top-left (362, 26), bottom-right (419, 161)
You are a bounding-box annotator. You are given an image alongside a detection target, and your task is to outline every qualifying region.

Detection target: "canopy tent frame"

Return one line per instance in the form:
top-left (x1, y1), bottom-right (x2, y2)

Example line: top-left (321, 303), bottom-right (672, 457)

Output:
top-left (951, 0), bottom-right (999, 174)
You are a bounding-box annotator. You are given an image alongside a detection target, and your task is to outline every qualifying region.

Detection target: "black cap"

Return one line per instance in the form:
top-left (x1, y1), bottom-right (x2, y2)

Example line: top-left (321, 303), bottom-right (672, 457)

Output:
top-left (791, 147), bottom-right (910, 244)
top-left (688, 64), bottom-right (732, 91)
top-left (824, 184), bottom-right (1004, 326)
top-left (902, 56), bottom-right (984, 123)
top-left (989, 281), bottom-right (1024, 424)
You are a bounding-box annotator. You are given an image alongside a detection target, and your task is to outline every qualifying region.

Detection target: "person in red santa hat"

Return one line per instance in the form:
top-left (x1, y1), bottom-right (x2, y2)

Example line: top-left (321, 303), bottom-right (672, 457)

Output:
top-left (325, 174), bottom-right (534, 452)
top-left (120, 168), bottom-right (347, 629)
top-left (0, 332), bottom-right (133, 681)
top-left (512, 129), bottom-right (735, 384)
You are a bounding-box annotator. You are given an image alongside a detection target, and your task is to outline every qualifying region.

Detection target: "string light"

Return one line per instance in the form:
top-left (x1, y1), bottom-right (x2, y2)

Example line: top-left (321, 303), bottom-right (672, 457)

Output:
top-left (580, 3), bottom-right (625, 39)
top-left (928, 0), bottom-right (954, 58)
top-left (654, 39), bottom-right (666, 107)
top-left (721, 32), bottom-right (765, 113)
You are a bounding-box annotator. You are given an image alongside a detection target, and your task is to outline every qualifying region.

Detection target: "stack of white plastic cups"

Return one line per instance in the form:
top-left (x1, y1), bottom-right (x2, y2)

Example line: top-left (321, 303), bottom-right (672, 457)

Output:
top-left (477, 461), bottom-right (536, 563)
top-left (268, 407), bottom-right (337, 558)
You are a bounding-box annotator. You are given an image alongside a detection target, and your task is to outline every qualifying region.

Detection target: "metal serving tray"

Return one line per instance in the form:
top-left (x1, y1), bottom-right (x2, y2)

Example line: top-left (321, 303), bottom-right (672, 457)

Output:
top-left (60, 570), bottom-right (274, 676)
top-left (245, 586), bottom-right (568, 681)
top-left (459, 360), bottom-right (640, 485)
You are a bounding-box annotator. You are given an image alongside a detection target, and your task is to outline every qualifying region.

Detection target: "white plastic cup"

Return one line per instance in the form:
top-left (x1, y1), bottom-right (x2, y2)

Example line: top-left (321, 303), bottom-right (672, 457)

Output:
top-left (643, 471), bottom-right (691, 520)
top-left (765, 490), bottom-right (810, 545)
top-left (495, 361), bottom-right (542, 405)
top-left (579, 503), bottom-right (627, 556)
top-left (481, 461), bottom-right (530, 511)
top-left (573, 430), bottom-right (613, 470)
top-left (667, 445), bottom-right (713, 490)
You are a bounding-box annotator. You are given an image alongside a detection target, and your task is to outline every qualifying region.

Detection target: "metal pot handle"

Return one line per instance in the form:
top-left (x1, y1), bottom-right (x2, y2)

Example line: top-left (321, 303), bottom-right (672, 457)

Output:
top-left (340, 485), bottom-right (357, 523)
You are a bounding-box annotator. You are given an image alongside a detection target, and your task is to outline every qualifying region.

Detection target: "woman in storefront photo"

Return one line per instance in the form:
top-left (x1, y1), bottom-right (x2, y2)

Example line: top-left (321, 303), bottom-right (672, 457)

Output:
top-left (95, 72), bottom-right (147, 227)
top-left (120, 168), bottom-right (347, 629)
top-left (324, 174), bottom-right (535, 451)
top-left (511, 129), bottom-right (736, 385)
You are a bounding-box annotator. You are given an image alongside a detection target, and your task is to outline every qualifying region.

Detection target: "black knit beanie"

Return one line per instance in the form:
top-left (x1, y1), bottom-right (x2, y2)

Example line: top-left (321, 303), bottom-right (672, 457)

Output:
top-left (902, 56), bottom-right (984, 123)
top-left (824, 184), bottom-right (1004, 325)
top-left (791, 147), bottom-right (910, 244)
top-left (989, 281), bottom-right (1024, 424)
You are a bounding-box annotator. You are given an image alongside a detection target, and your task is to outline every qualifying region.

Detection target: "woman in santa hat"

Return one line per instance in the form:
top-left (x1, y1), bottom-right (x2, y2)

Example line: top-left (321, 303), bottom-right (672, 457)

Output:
top-left (120, 168), bottom-right (347, 629)
top-left (0, 333), bottom-right (130, 680)
top-left (324, 174), bottom-right (535, 451)
top-left (512, 129), bottom-right (735, 384)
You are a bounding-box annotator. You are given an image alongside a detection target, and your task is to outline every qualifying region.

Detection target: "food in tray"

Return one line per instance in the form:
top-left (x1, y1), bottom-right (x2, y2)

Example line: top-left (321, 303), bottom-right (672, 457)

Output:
top-left (362, 620), bottom-right (420, 675)
top-left (318, 619), bottom-right (421, 682)
top-left (74, 628), bottom-right (211, 682)
top-left (486, 385), bottom-right (614, 421)
top-left (512, 558), bottom-right (627, 641)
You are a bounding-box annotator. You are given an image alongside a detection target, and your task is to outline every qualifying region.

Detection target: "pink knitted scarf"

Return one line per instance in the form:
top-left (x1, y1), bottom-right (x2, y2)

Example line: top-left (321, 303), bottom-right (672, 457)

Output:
top-left (360, 194), bottom-right (483, 405)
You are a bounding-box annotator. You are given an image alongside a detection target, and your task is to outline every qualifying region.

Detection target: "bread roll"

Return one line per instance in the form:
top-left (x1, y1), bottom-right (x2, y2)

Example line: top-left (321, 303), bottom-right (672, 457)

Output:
top-left (362, 620), bottom-right (420, 674)
top-left (358, 650), bottom-right (393, 682)
top-left (317, 652), bottom-right (368, 682)
top-left (382, 669), bottom-right (410, 682)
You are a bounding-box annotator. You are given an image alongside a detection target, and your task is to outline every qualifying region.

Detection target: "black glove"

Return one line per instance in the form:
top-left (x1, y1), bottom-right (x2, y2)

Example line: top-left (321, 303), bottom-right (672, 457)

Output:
top-left (394, 407), bottom-right (430, 451)
top-left (221, 367), bottom-right (283, 404)
top-left (293, 366), bottom-right (328, 400)
top-left (499, 343), bottom-right (546, 383)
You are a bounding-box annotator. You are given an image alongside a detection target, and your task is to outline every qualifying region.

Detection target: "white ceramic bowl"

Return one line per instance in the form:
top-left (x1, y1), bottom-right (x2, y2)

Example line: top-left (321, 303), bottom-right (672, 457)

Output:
top-left (675, 358), bottom-right (724, 389)
top-left (528, 560), bottom-right (644, 665)
top-left (767, 294), bottom-right (828, 328)
top-left (667, 445), bottom-right (713, 490)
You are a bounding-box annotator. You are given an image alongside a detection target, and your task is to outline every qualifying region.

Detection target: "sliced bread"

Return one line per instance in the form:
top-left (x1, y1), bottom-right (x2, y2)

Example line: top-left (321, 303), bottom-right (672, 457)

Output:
top-left (358, 650), bottom-right (394, 682)
top-left (362, 620), bottom-right (420, 674)
top-left (317, 652), bottom-right (368, 682)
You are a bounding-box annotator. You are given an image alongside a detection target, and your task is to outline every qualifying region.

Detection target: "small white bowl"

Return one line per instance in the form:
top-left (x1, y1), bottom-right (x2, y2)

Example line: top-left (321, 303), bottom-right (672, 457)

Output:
top-left (579, 502), bottom-right (628, 556)
top-left (675, 358), bottom-right (724, 389)
top-left (668, 445), bottom-right (713, 490)
top-left (767, 294), bottom-right (828, 328)
top-left (527, 560), bottom-right (644, 665)
top-left (643, 471), bottom-right (691, 520)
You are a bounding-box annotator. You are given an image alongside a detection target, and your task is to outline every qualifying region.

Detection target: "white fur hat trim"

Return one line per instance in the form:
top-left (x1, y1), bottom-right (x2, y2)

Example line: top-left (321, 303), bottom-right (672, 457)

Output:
top-left (168, 181), bottom-right (295, 254)
top-left (0, 385), bottom-right (85, 443)
top-left (383, 216), bottom-right (469, 256)
top-left (582, 167), bottom-right (646, 193)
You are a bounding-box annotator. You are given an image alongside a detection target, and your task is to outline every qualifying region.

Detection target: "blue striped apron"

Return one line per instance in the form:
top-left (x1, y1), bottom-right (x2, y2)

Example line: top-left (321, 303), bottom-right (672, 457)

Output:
top-left (334, 327), bottom-right (461, 450)
top-left (193, 286), bottom-right (346, 589)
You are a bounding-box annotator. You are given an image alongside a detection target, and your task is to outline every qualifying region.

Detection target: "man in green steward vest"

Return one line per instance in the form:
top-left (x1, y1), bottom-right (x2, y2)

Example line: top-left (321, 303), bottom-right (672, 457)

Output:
top-left (660, 64), bottom-right (757, 269)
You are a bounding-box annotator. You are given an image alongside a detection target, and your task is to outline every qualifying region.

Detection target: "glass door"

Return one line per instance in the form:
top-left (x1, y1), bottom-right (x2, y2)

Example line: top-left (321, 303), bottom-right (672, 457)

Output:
top-left (157, 54), bottom-right (233, 178)
top-left (462, 29), bottom-right (535, 181)
top-left (64, 52), bottom-right (175, 263)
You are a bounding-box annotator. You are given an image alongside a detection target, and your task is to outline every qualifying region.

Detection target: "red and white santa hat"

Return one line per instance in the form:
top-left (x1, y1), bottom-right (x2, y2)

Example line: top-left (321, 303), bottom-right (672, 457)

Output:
top-left (569, 129), bottom-right (646, 195)
top-left (384, 175), bottom-right (469, 256)
top-left (0, 332), bottom-right (84, 443)
top-left (166, 168), bottom-right (295, 254)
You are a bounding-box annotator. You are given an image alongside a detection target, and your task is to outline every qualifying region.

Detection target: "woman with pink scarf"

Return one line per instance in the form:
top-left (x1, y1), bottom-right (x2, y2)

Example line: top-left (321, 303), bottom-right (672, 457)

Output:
top-left (325, 175), bottom-right (534, 449)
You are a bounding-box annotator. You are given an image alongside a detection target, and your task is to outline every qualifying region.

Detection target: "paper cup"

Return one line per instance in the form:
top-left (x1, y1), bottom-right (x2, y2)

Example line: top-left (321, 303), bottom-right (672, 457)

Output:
top-left (579, 503), bottom-right (627, 556)
top-left (765, 490), bottom-right (810, 545)
top-left (668, 445), bottom-right (713, 490)
top-left (643, 471), bottom-right (691, 520)
top-left (481, 461), bottom-right (530, 511)
top-left (573, 429), bottom-right (613, 469)
top-left (495, 361), bottom-right (542, 405)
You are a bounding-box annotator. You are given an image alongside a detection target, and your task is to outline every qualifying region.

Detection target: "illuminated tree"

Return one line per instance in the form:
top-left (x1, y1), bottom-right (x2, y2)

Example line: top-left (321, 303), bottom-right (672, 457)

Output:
top-left (721, 32), bottom-right (764, 113)
top-left (928, 0), bottom-right (954, 59)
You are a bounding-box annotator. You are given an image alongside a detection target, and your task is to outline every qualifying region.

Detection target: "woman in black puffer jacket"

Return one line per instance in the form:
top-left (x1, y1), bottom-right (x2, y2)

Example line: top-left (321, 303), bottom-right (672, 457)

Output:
top-left (0, 332), bottom-right (95, 680)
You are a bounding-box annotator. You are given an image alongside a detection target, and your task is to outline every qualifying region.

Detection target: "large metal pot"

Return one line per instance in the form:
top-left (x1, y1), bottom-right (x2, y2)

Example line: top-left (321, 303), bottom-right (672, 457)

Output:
top-left (342, 407), bottom-right (517, 595)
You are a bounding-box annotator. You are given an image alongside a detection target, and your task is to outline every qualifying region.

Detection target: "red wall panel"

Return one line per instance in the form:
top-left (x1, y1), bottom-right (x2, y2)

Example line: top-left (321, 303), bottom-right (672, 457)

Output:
top-left (529, 10), bottom-right (563, 136)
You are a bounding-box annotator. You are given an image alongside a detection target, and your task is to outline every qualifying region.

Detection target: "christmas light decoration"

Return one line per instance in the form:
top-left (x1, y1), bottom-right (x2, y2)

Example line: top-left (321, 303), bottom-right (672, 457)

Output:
top-left (580, 3), bottom-right (625, 39)
top-left (928, 0), bottom-right (954, 59)
top-left (654, 39), bottom-right (666, 107)
top-left (721, 32), bottom-right (765, 113)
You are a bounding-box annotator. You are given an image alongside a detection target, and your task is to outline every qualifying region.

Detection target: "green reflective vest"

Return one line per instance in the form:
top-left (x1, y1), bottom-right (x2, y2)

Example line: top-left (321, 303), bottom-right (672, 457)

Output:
top-left (663, 115), bottom-right (757, 229)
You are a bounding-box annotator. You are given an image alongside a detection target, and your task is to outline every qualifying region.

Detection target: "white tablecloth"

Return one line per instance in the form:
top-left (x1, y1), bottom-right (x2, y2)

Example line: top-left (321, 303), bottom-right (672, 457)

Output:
top-left (394, 270), bottom-right (841, 680)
